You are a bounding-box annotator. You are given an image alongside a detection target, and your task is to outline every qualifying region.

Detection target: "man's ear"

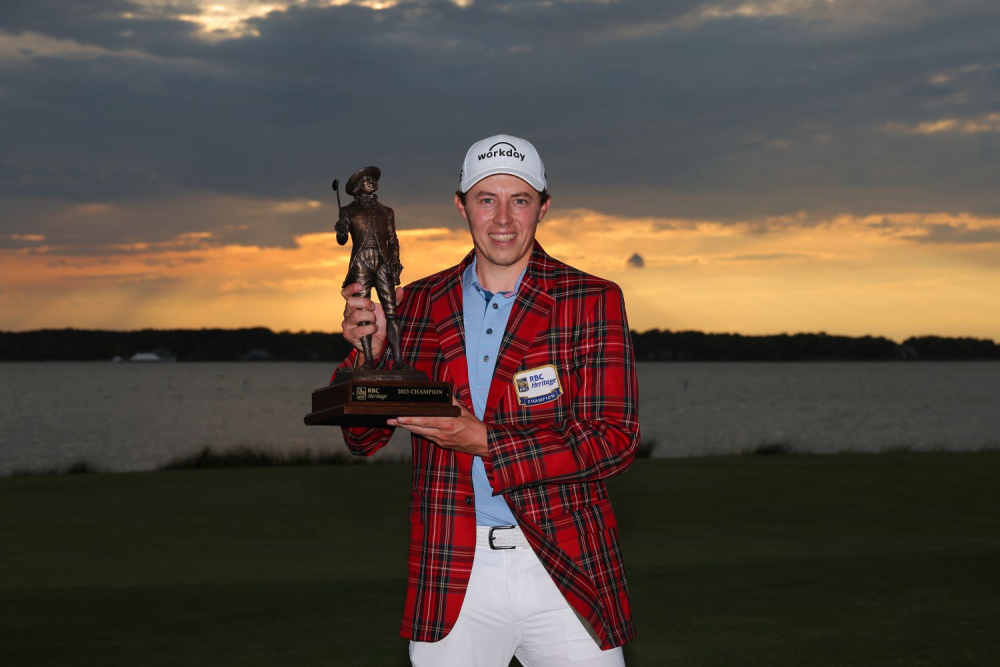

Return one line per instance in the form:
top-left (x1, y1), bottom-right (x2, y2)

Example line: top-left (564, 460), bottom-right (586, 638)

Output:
top-left (454, 192), bottom-right (468, 220)
top-left (537, 196), bottom-right (551, 223)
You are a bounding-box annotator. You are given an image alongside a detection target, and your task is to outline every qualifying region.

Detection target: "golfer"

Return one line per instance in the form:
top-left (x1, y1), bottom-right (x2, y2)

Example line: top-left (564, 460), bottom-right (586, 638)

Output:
top-left (337, 134), bottom-right (639, 667)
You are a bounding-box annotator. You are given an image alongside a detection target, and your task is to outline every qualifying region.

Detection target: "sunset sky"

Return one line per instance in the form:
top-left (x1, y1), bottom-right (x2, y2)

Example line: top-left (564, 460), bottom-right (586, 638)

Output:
top-left (2, 0), bottom-right (998, 340)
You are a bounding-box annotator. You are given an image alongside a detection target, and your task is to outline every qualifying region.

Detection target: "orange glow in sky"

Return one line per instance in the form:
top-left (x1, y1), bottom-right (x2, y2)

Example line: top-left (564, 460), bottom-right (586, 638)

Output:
top-left (3, 197), bottom-right (998, 340)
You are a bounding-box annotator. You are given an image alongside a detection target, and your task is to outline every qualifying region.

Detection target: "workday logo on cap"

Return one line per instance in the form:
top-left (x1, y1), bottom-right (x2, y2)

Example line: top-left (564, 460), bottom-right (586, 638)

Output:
top-left (460, 134), bottom-right (546, 193)
top-left (477, 141), bottom-right (527, 163)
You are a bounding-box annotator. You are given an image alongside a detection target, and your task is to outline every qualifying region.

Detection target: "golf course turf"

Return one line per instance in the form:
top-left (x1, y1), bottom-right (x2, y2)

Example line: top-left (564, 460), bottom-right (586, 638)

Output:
top-left (2, 452), bottom-right (998, 666)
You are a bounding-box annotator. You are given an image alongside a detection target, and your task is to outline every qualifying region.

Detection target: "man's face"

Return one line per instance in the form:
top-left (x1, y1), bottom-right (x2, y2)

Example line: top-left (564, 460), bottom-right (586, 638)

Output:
top-left (360, 176), bottom-right (378, 194)
top-left (454, 174), bottom-right (550, 274)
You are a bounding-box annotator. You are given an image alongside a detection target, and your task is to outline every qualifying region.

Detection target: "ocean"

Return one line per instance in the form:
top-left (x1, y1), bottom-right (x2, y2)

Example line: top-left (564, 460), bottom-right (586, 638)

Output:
top-left (1, 361), bottom-right (997, 475)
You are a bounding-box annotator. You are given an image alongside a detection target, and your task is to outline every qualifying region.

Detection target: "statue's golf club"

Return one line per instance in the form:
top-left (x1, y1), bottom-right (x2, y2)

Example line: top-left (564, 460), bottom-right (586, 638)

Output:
top-left (332, 178), bottom-right (342, 210)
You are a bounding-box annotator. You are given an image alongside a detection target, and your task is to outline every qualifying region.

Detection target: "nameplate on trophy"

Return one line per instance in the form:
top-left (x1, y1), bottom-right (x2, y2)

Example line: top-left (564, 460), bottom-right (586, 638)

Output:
top-left (304, 376), bottom-right (460, 426)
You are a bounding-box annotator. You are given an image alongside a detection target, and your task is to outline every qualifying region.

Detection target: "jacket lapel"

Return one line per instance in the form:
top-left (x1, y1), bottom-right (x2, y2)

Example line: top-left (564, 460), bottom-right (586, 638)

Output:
top-left (430, 253), bottom-right (472, 407)
top-left (484, 244), bottom-right (555, 422)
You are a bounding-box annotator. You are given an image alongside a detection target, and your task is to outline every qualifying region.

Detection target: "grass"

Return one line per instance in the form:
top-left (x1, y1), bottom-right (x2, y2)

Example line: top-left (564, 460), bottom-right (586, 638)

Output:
top-left (1, 453), bottom-right (999, 666)
top-left (159, 445), bottom-right (372, 469)
top-left (742, 441), bottom-right (793, 455)
top-left (10, 459), bottom-right (99, 476)
top-left (634, 438), bottom-right (659, 458)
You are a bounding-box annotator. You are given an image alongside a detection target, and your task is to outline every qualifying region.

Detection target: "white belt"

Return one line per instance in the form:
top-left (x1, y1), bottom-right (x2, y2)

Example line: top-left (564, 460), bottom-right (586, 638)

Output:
top-left (476, 525), bottom-right (530, 550)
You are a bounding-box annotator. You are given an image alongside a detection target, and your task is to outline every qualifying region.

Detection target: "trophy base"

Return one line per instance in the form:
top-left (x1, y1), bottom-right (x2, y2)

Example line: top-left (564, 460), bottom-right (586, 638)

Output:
top-left (304, 369), bottom-right (460, 426)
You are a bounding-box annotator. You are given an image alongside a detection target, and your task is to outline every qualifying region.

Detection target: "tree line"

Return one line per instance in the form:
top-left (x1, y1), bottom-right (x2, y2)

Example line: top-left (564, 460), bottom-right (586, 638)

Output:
top-left (630, 330), bottom-right (1000, 361)
top-left (0, 328), bottom-right (997, 362)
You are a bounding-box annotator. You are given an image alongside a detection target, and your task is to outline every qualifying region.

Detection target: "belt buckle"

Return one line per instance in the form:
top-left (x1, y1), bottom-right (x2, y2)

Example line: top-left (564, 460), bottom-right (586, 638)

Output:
top-left (488, 525), bottom-right (517, 550)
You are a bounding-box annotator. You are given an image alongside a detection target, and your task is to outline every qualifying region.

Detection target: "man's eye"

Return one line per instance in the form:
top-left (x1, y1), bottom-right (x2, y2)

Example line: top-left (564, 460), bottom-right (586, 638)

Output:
top-left (480, 198), bottom-right (494, 205)
top-left (514, 198), bottom-right (528, 205)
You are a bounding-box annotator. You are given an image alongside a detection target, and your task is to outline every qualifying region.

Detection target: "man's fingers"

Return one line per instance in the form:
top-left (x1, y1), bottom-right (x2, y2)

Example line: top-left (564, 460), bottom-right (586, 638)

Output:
top-left (344, 315), bottom-right (373, 334)
top-left (343, 298), bottom-right (376, 320)
top-left (395, 286), bottom-right (405, 304)
top-left (345, 305), bottom-right (378, 323)
top-left (394, 416), bottom-right (441, 429)
top-left (352, 321), bottom-right (378, 335)
top-left (390, 416), bottom-right (451, 432)
top-left (340, 283), bottom-right (363, 298)
top-left (345, 296), bottom-right (375, 310)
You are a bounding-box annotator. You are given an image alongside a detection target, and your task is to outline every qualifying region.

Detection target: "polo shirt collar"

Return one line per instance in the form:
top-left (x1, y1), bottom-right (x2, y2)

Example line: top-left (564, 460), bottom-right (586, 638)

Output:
top-left (462, 256), bottom-right (526, 301)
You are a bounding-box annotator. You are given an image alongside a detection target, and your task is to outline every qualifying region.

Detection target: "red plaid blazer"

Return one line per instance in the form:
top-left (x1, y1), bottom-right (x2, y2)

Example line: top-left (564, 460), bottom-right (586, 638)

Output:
top-left (335, 242), bottom-right (640, 649)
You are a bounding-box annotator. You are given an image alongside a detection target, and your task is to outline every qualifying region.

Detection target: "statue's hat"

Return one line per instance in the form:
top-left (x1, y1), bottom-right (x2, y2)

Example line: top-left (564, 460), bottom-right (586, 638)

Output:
top-left (346, 166), bottom-right (381, 195)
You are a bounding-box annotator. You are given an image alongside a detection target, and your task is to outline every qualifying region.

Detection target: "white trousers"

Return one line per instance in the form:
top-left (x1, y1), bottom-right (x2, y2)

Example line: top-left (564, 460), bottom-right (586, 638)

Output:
top-left (409, 545), bottom-right (626, 667)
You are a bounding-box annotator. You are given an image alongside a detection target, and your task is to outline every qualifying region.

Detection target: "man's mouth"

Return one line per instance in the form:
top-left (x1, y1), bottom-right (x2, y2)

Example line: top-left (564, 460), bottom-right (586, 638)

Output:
top-left (489, 233), bottom-right (516, 243)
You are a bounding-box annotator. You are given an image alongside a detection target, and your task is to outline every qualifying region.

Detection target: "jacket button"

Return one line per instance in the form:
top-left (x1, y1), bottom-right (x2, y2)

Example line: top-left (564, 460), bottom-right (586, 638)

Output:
top-left (464, 496), bottom-right (473, 506)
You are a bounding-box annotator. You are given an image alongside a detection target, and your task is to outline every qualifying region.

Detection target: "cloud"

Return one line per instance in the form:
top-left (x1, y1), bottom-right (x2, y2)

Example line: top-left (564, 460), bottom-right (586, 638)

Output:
top-left (886, 113), bottom-right (1000, 135)
top-left (818, 212), bottom-right (1000, 246)
top-left (726, 252), bottom-right (817, 261)
top-left (907, 223), bottom-right (1000, 245)
top-left (626, 252), bottom-right (645, 268)
top-left (1, 0), bottom-right (998, 224)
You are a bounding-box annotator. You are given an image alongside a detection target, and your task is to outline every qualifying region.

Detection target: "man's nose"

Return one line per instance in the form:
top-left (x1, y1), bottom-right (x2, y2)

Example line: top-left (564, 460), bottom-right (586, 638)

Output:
top-left (495, 201), bottom-right (510, 225)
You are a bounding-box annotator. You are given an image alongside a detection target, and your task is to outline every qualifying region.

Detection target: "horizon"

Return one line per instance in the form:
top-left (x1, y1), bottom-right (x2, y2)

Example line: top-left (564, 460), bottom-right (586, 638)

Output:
top-left (3, 324), bottom-right (997, 346)
top-left (2, 1), bottom-right (999, 340)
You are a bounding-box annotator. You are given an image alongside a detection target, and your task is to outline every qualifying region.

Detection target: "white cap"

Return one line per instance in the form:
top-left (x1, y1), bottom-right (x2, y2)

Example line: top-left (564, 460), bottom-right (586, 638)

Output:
top-left (459, 134), bottom-right (547, 193)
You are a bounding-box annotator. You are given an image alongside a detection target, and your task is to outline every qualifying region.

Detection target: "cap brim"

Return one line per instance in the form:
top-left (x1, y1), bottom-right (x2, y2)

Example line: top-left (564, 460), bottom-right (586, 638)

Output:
top-left (461, 166), bottom-right (545, 193)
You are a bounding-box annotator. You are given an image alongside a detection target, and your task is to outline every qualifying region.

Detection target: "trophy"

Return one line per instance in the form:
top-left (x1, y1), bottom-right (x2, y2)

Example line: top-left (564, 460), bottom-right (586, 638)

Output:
top-left (304, 166), bottom-right (460, 426)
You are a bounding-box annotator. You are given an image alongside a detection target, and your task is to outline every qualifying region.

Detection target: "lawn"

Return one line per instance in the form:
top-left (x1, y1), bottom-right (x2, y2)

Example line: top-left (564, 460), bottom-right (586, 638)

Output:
top-left (1, 453), bottom-right (998, 666)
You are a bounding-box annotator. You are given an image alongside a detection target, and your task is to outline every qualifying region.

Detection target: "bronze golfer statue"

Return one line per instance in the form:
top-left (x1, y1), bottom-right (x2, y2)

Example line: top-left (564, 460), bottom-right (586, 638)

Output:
top-left (304, 166), bottom-right (458, 425)
top-left (335, 166), bottom-right (411, 371)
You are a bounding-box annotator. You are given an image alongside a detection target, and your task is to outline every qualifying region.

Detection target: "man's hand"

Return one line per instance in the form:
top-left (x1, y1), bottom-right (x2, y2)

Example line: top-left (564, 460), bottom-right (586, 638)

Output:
top-left (341, 283), bottom-right (404, 363)
top-left (388, 400), bottom-right (488, 457)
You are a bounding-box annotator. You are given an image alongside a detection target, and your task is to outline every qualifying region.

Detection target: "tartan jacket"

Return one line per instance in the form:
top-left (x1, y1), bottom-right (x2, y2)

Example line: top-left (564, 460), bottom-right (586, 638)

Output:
top-left (335, 242), bottom-right (640, 649)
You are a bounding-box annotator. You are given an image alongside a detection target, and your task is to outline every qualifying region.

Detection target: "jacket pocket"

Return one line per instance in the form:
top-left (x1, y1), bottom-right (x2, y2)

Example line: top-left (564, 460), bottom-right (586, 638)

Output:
top-left (540, 500), bottom-right (618, 540)
top-left (541, 501), bottom-right (621, 566)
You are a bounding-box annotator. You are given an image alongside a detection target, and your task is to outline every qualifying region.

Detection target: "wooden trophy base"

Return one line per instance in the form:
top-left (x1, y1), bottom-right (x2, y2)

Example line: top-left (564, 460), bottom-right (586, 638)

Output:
top-left (304, 368), bottom-right (460, 426)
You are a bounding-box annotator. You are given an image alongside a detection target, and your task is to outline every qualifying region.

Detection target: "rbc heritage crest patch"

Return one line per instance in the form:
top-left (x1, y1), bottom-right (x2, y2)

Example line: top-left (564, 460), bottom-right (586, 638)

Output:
top-left (513, 365), bottom-right (563, 407)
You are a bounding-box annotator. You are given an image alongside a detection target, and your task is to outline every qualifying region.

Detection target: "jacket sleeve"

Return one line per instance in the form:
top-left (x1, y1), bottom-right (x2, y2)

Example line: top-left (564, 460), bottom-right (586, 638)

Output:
top-left (332, 350), bottom-right (396, 457)
top-left (483, 285), bottom-right (640, 494)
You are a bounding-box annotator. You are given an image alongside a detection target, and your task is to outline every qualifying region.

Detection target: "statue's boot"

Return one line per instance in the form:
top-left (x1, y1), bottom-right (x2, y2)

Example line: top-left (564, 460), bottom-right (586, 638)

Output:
top-left (385, 316), bottom-right (413, 371)
top-left (360, 335), bottom-right (375, 370)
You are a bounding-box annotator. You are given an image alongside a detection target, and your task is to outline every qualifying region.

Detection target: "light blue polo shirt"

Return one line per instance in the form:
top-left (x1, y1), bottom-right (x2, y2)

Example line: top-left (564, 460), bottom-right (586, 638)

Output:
top-left (463, 258), bottom-right (523, 527)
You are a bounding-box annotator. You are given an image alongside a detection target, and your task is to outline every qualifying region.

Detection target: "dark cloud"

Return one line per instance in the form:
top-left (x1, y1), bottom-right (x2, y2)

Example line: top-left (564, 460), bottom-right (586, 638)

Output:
top-left (2, 0), bottom-right (999, 251)
top-left (626, 252), bottom-right (645, 268)
top-left (909, 224), bottom-right (1000, 244)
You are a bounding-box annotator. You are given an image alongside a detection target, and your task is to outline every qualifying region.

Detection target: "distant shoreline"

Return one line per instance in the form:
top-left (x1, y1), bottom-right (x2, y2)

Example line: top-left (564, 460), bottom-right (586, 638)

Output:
top-left (1, 358), bottom-right (997, 363)
top-left (2, 328), bottom-right (998, 362)
top-left (8, 443), bottom-right (1000, 479)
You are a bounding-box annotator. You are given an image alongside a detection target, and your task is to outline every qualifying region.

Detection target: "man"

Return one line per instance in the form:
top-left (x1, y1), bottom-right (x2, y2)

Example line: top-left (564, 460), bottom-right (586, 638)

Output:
top-left (336, 134), bottom-right (639, 667)
top-left (336, 166), bottom-right (408, 369)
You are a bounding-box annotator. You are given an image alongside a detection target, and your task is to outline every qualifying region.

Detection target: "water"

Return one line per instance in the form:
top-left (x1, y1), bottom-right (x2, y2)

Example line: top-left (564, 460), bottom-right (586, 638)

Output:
top-left (0, 362), bottom-right (997, 475)
top-left (638, 362), bottom-right (1000, 457)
